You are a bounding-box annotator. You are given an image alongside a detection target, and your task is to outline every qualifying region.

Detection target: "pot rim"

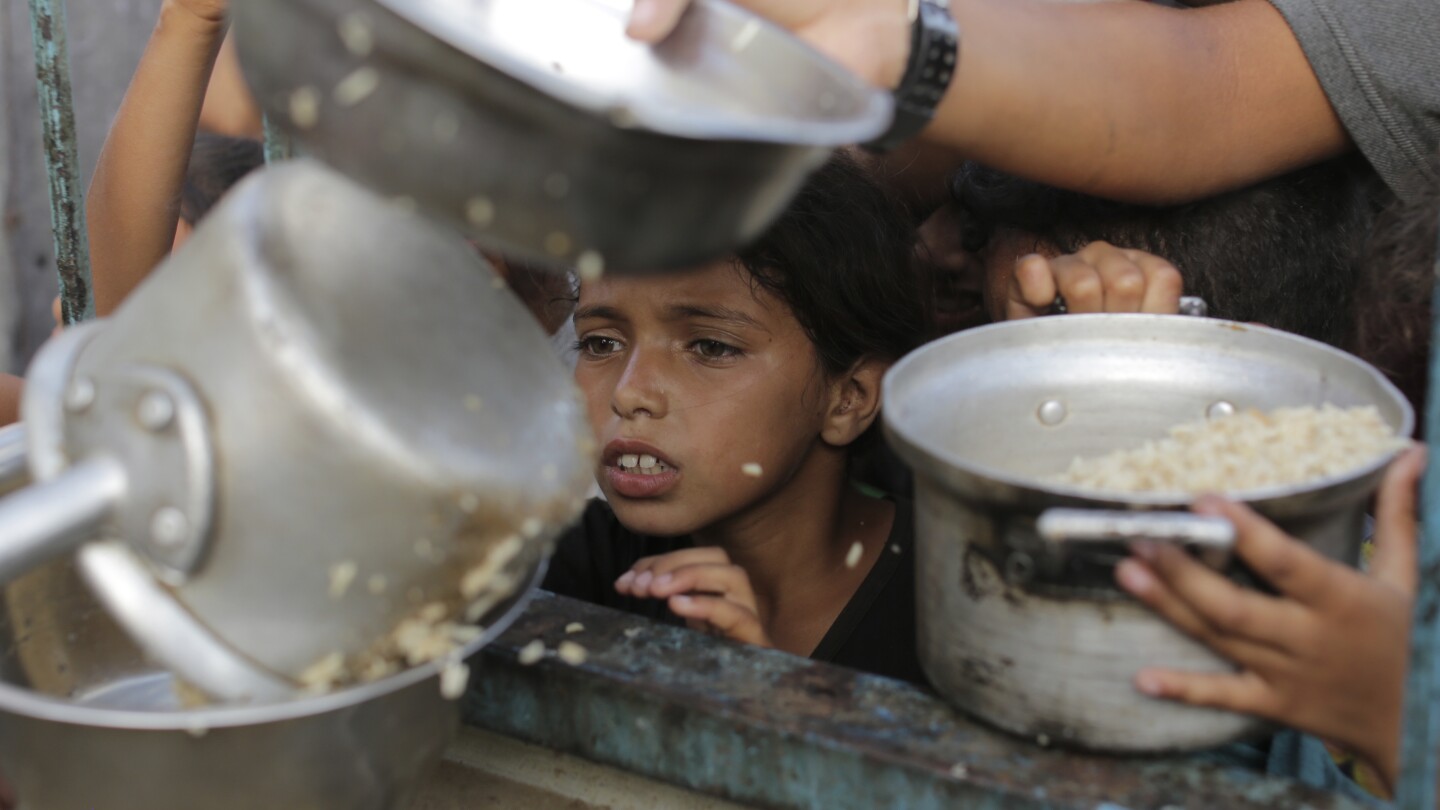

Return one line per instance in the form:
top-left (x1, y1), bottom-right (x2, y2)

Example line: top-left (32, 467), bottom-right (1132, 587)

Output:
top-left (367, 0), bottom-right (893, 145)
top-left (0, 561), bottom-right (546, 730)
top-left (883, 315), bottom-right (1416, 509)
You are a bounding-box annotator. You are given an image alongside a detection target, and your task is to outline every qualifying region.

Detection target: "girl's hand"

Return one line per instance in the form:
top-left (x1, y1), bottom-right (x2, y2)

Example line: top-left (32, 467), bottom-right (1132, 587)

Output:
top-left (1006, 241), bottom-right (1183, 320)
top-left (1115, 446), bottom-right (1425, 795)
top-left (615, 548), bottom-right (772, 647)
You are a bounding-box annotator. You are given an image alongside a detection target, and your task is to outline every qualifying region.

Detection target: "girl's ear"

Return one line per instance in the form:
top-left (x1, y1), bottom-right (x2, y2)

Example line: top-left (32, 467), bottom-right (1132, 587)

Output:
top-left (821, 357), bottom-right (889, 448)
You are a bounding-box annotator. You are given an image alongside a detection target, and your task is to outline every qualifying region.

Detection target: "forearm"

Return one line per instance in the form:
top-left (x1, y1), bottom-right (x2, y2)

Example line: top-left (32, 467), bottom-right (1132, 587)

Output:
top-left (0, 375), bottom-right (22, 427)
top-left (86, 2), bottom-right (225, 316)
top-left (926, 0), bottom-right (1350, 204)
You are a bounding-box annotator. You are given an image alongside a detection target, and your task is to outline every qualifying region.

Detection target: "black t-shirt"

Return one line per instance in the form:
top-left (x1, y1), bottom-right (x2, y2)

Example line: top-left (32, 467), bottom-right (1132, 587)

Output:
top-left (543, 498), bottom-right (927, 686)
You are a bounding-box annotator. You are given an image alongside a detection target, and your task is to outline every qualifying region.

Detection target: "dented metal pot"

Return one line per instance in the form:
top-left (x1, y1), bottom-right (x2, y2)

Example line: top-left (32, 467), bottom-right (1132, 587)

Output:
top-left (231, 0), bottom-right (890, 273)
top-left (883, 315), bottom-right (1413, 752)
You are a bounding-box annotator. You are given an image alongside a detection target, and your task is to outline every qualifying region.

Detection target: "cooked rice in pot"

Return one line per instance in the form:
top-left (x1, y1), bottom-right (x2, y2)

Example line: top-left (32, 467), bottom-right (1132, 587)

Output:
top-left (1054, 405), bottom-right (1407, 495)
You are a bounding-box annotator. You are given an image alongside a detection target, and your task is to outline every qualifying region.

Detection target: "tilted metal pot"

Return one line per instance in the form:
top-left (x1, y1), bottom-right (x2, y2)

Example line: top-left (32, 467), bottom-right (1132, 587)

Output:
top-left (883, 315), bottom-right (1413, 752)
top-left (0, 555), bottom-right (544, 810)
top-left (231, 0), bottom-right (891, 273)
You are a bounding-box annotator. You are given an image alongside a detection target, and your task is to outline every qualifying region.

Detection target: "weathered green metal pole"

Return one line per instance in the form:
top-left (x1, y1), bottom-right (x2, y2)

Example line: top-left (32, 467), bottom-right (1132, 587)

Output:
top-left (27, 0), bottom-right (93, 325)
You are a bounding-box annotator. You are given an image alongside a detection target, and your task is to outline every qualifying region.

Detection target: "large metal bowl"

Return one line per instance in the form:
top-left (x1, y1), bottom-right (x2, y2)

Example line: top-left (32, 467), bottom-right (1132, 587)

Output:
top-left (231, 0), bottom-right (891, 273)
top-left (883, 315), bottom-right (1413, 752)
top-left (0, 556), bottom-right (543, 810)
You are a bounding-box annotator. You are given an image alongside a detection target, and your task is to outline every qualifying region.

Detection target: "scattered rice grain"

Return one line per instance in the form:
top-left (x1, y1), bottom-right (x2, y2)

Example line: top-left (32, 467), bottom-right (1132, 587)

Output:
top-left (518, 639), bottom-right (546, 665)
top-left (556, 640), bottom-right (588, 666)
top-left (328, 561), bottom-right (358, 599)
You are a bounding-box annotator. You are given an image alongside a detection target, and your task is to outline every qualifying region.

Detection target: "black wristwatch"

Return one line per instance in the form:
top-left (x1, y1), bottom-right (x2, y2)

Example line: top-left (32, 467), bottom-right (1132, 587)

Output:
top-left (863, 0), bottom-right (960, 153)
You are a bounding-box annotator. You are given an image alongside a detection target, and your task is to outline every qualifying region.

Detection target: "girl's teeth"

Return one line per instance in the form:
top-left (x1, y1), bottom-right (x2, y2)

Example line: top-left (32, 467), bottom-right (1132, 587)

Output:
top-left (616, 454), bottom-right (669, 475)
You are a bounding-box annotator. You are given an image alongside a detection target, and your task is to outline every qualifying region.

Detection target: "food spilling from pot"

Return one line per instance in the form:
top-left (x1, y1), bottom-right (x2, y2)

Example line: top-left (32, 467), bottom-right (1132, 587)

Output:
top-left (883, 314), bottom-right (1414, 753)
top-left (0, 161), bottom-right (594, 705)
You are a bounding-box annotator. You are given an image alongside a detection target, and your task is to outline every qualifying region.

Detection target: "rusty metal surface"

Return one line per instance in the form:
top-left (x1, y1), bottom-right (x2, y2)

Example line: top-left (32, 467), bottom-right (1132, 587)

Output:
top-left (26, 0), bottom-right (93, 325)
top-left (464, 593), bottom-right (1369, 810)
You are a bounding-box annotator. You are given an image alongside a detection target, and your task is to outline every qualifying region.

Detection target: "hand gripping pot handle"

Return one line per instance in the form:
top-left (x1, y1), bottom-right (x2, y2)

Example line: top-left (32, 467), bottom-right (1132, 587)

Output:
top-left (1037, 508), bottom-right (1236, 569)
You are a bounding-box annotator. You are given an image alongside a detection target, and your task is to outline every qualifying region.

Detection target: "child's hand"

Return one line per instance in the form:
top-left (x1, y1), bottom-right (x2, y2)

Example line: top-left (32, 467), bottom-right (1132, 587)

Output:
top-left (615, 548), bottom-right (772, 647)
top-left (164, 0), bottom-right (228, 25)
top-left (1006, 241), bottom-right (1183, 320)
top-left (1115, 446), bottom-right (1425, 794)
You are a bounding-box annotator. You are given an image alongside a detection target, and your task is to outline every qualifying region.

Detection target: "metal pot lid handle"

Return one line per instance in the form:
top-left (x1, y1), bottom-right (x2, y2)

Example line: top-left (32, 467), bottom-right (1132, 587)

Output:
top-left (1037, 507), bottom-right (1234, 569)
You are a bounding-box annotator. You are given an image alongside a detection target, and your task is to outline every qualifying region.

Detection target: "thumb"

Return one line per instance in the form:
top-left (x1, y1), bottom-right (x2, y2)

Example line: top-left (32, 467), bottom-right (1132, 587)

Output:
top-left (627, 0), bottom-right (689, 42)
top-left (1371, 445), bottom-right (1426, 596)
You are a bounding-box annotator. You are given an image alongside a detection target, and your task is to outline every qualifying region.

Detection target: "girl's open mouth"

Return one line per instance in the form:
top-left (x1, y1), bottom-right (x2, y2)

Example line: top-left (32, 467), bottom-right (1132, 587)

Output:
top-left (602, 441), bottom-right (680, 499)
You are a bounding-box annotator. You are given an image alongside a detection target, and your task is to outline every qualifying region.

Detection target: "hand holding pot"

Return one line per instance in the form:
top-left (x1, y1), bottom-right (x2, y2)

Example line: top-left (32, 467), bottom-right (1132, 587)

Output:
top-left (615, 548), bottom-right (772, 647)
top-left (1115, 445), bottom-right (1425, 795)
top-left (1006, 242), bottom-right (1184, 320)
top-left (627, 0), bottom-right (911, 89)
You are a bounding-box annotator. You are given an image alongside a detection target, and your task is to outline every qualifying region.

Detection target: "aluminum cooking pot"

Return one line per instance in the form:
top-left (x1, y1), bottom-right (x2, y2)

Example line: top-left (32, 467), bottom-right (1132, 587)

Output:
top-left (231, 0), bottom-right (891, 273)
top-left (0, 556), bottom-right (542, 810)
top-left (883, 315), bottom-right (1413, 752)
top-left (0, 161), bottom-right (592, 701)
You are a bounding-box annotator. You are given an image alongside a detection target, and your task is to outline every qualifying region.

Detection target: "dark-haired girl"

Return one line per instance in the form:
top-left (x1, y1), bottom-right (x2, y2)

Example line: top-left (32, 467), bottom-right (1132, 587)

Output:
top-left (543, 153), bottom-right (932, 683)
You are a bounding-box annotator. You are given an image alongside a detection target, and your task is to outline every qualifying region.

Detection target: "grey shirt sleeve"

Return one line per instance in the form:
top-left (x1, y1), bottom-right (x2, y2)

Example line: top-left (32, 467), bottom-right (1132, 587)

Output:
top-left (1267, 0), bottom-right (1440, 202)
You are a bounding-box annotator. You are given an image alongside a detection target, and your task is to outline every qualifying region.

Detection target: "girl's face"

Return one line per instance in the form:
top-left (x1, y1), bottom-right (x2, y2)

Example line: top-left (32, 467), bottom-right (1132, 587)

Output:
top-left (573, 261), bottom-right (833, 537)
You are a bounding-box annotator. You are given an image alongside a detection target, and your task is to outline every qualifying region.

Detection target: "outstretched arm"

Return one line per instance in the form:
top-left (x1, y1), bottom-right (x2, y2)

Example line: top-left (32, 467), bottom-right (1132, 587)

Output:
top-left (631, 0), bottom-right (1348, 205)
top-left (85, 0), bottom-right (228, 316)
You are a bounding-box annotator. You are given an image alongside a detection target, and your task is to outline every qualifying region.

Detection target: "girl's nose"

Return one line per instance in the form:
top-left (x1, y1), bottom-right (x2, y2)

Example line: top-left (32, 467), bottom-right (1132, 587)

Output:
top-left (611, 348), bottom-right (668, 420)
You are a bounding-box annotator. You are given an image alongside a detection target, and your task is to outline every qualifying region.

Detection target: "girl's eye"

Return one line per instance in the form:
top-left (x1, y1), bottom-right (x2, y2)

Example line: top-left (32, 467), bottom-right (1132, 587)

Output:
top-left (576, 336), bottom-right (622, 357)
top-left (691, 339), bottom-right (741, 360)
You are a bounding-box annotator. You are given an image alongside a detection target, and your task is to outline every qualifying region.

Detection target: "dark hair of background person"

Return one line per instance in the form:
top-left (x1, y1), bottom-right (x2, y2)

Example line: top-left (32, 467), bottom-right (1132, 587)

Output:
top-left (1353, 167), bottom-right (1440, 434)
top-left (178, 133), bottom-right (265, 225)
top-left (950, 155), bottom-right (1384, 350)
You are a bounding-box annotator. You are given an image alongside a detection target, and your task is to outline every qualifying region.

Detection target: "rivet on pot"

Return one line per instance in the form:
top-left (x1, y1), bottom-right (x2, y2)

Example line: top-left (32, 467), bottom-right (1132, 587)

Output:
top-left (1036, 399), bottom-right (1067, 426)
top-left (137, 390), bottom-right (176, 432)
top-left (1206, 400), bottom-right (1236, 420)
top-left (65, 377), bottom-right (96, 413)
top-left (150, 507), bottom-right (190, 549)
top-left (1004, 551), bottom-right (1035, 584)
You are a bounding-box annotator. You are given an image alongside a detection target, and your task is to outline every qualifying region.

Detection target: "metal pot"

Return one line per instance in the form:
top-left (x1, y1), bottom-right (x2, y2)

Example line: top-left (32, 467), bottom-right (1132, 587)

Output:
top-left (882, 315), bottom-right (1414, 752)
top-left (0, 161), bottom-right (592, 700)
top-left (0, 555), bottom-right (542, 810)
top-left (231, 0), bottom-right (891, 273)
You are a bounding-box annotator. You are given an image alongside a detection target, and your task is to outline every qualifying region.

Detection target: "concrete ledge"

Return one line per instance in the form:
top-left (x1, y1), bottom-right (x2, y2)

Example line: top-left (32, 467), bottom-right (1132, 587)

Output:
top-left (460, 592), bottom-right (1368, 810)
top-left (413, 727), bottom-right (749, 810)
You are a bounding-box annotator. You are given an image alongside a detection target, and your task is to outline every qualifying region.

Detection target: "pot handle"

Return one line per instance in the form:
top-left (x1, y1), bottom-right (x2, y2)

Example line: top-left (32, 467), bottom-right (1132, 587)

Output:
top-left (1037, 508), bottom-right (1235, 569)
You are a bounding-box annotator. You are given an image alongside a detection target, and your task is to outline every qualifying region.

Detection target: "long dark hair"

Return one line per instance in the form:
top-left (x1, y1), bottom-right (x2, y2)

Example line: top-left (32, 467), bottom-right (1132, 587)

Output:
top-left (738, 152), bottom-right (928, 376)
top-left (179, 134), bottom-right (265, 225)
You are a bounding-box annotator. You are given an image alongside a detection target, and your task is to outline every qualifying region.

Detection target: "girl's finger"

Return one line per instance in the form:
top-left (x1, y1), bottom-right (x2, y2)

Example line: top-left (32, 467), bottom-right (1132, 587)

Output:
top-left (1117, 557), bottom-right (1299, 665)
top-left (1192, 496), bottom-right (1339, 608)
top-left (1133, 667), bottom-right (1276, 717)
top-left (1007, 254), bottom-right (1060, 320)
top-left (617, 547), bottom-right (730, 596)
top-left (1050, 257), bottom-right (1104, 313)
top-left (1091, 251), bottom-right (1147, 312)
top-left (668, 594), bottom-right (769, 646)
top-left (648, 563), bottom-right (759, 608)
top-left (1371, 445), bottom-right (1426, 597)
top-left (1133, 253), bottom-right (1184, 314)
